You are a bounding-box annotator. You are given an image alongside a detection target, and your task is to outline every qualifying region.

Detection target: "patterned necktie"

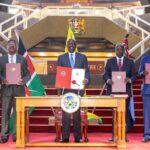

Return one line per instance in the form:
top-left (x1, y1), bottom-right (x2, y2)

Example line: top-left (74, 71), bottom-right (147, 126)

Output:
top-left (118, 59), bottom-right (122, 71)
top-left (70, 53), bottom-right (75, 68)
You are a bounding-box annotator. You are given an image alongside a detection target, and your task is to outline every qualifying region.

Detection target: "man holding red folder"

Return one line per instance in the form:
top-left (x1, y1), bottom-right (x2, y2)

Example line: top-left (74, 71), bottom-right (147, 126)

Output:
top-left (0, 39), bottom-right (30, 143)
top-left (138, 55), bottom-right (150, 142)
top-left (57, 39), bottom-right (90, 142)
top-left (103, 43), bottom-right (135, 141)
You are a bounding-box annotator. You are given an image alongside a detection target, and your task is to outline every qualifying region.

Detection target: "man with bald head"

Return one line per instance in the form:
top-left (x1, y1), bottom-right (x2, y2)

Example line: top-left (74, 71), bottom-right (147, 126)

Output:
top-left (103, 43), bottom-right (135, 141)
top-left (57, 39), bottom-right (90, 142)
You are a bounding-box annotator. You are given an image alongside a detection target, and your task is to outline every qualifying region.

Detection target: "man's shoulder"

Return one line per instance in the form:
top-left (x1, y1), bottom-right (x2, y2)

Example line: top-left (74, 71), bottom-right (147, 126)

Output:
top-left (17, 54), bottom-right (25, 60)
top-left (58, 53), bottom-right (68, 58)
top-left (107, 57), bottom-right (116, 63)
top-left (141, 55), bottom-right (150, 61)
top-left (0, 55), bottom-right (7, 61)
top-left (76, 52), bottom-right (87, 58)
top-left (124, 57), bottom-right (134, 63)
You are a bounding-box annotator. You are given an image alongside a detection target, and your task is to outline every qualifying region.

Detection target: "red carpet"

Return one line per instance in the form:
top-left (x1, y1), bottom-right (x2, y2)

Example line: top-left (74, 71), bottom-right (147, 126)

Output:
top-left (0, 133), bottom-right (150, 150)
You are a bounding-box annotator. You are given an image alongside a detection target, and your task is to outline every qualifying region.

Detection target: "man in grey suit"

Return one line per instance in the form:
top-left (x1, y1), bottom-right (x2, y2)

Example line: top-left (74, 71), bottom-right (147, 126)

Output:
top-left (138, 54), bottom-right (150, 142)
top-left (57, 39), bottom-right (90, 142)
top-left (0, 39), bottom-right (30, 143)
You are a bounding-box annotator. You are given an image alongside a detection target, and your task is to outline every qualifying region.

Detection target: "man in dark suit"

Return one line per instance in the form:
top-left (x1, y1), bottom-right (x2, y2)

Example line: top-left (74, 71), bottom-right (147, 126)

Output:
top-left (0, 39), bottom-right (30, 143)
top-left (138, 55), bottom-right (150, 142)
top-left (103, 43), bottom-right (135, 141)
top-left (57, 39), bottom-right (90, 142)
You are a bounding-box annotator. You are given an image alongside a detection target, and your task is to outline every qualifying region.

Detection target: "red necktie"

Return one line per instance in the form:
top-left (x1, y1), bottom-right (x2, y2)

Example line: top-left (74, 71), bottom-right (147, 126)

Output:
top-left (118, 59), bottom-right (122, 71)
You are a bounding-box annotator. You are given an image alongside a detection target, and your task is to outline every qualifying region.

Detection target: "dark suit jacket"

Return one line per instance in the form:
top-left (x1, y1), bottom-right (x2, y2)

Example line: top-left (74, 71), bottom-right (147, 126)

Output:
top-left (138, 55), bottom-right (150, 95)
top-left (0, 54), bottom-right (30, 96)
top-left (57, 52), bottom-right (90, 95)
top-left (103, 57), bottom-right (135, 96)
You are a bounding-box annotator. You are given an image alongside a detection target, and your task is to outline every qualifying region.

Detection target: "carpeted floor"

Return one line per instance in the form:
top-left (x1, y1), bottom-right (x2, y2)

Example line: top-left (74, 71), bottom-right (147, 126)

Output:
top-left (0, 133), bottom-right (150, 150)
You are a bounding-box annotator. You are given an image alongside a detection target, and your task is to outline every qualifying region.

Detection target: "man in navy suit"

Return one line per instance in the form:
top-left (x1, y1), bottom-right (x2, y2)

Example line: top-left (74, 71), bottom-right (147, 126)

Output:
top-left (138, 55), bottom-right (150, 142)
top-left (103, 44), bottom-right (135, 141)
top-left (57, 39), bottom-right (90, 142)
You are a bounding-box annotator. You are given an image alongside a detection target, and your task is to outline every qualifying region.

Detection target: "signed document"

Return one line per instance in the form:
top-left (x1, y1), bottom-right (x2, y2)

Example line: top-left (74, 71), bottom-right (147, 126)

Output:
top-left (55, 66), bottom-right (85, 90)
top-left (6, 63), bottom-right (21, 85)
top-left (112, 71), bottom-right (126, 93)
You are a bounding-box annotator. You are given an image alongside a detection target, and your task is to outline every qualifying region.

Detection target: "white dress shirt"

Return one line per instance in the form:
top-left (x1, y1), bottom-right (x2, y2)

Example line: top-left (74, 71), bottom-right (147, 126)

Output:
top-left (116, 56), bottom-right (124, 66)
top-left (8, 54), bottom-right (17, 63)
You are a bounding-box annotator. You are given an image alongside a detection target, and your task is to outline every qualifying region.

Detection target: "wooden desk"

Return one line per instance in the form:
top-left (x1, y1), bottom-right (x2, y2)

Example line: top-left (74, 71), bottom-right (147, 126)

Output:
top-left (16, 95), bottom-right (127, 148)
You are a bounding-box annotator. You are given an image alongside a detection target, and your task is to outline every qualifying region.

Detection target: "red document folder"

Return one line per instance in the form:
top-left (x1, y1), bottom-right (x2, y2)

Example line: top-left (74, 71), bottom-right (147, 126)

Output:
top-left (112, 71), bottom-right (126, 93)
top-left (6, 63), bottom-right (21, 85)
top-left (55, 66), bottom-right (72, 89)
top-left (145, 63), bottom-right (150, 84)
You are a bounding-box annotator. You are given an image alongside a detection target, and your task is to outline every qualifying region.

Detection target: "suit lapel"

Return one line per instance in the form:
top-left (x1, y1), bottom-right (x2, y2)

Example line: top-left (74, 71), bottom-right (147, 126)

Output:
top-left (122, 57), bottom-right (127, 71)
top-left (114, 58), bottom-right (119, 71)
top-left (66, 53), bottom-right (71, 67)
top-left (74, 53), bottom-right (78, 68)
top-left (6, 55), bottom-right (9, 63)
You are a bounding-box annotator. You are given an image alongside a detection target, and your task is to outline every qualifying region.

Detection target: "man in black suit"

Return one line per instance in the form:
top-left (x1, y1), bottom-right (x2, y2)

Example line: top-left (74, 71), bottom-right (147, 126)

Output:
top-left (0, 39), bottom-right (30, 143)
top-left (103, 43), bottom-right (135, 141)
top-left (57, 39), bottom-right (90, 142)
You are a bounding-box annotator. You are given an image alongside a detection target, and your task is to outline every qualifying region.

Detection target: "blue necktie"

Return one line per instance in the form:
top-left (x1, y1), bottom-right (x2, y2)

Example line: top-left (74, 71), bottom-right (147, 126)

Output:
top-left (70, 54), bottom-right (74, 68)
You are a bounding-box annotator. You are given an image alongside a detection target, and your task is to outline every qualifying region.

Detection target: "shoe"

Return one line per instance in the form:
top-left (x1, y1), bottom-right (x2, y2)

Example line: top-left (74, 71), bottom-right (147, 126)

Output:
top-left (142, 138), bottom-right (150, 143)
top-left (12, 135), bottom-right (16, 142)
top-left (0, 137), bottom-right (9, 143)
top-left (74, 139), bottom-right (83, 143)
top-left (108, 137), bottom-right (114, 142)
top-left (61, 139), bottom-right (69, 143)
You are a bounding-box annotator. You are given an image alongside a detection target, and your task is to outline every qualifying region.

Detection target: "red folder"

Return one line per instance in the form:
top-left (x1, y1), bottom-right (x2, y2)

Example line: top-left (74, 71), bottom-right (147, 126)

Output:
top-left (6, 63), bottom-right (21, 85)
top-left (55, 66), bottom-right (72, 89)
top-left (112, 71), bottom-right (126, 93)
top-left (145, 63), bottom-right (150, 84)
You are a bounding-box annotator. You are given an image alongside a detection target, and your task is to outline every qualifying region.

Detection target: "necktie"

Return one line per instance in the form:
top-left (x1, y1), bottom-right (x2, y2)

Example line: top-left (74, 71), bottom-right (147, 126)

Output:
top-left (70, 54), bottom-right (75, 68)
top-left (118, 59), bottom-right (122, 71)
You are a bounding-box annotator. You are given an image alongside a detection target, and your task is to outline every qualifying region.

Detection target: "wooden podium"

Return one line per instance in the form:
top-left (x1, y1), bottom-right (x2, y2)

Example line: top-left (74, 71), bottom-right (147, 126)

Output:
top-left (16, 95), bottom-right (127, 148)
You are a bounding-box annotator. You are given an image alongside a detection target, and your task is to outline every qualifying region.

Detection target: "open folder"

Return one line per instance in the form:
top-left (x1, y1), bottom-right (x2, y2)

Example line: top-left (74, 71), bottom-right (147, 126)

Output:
top-left (55, 66), bottom-right (85, 90)
top-left (6, 63), bottom-right (21, 85)
top-left (112, 71), bottom-right (126, 93)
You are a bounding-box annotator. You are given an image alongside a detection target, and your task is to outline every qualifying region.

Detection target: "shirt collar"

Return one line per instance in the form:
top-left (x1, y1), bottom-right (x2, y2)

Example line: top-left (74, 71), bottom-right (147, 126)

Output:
top-left (116, 56), bottom-right (124, 62)
top-left (8, 54), bottom-right (16, 58)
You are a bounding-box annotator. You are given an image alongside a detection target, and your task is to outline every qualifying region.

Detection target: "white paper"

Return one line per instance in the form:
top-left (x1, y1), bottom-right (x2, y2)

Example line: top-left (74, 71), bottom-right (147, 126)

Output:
top-left (71, 68), bottom-right (85, 90)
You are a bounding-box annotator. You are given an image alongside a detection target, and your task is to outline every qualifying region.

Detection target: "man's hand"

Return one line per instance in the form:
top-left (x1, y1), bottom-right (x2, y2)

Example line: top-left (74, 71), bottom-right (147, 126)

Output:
top-left (18, 78), bottom-right (23, 85)
top-left (125, 78), bottom-right (131, 84)
top-left (142, 70), bottom-right (149, 76)
top-left (107, 79), bottom-right (113, 85)
top-left (82, 78), bottom-right (88, 85)
top-left (2, 79), bottom-right (9, 85)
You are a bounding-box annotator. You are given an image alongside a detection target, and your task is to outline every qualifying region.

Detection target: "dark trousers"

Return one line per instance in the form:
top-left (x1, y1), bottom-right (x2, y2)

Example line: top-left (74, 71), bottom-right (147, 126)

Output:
top-left (1, 85), bottom-right (25, 138)
top-left (62, 109), bottom-right (81, 140)
top-left (143, 95), bottom-right (150, 138)
top-left (126, 97), bottom-right (134, 132)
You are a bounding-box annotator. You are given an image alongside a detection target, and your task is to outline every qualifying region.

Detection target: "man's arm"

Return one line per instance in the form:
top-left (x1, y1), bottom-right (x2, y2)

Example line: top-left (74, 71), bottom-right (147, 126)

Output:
top-left (83, 55), bottom-right (90, 83)
top-left (130, 60), bottom-right (136, 83)
top-left (138, 57), bottom-right (146, 77)
top-left (103, 59), bottom-right (112, 84)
